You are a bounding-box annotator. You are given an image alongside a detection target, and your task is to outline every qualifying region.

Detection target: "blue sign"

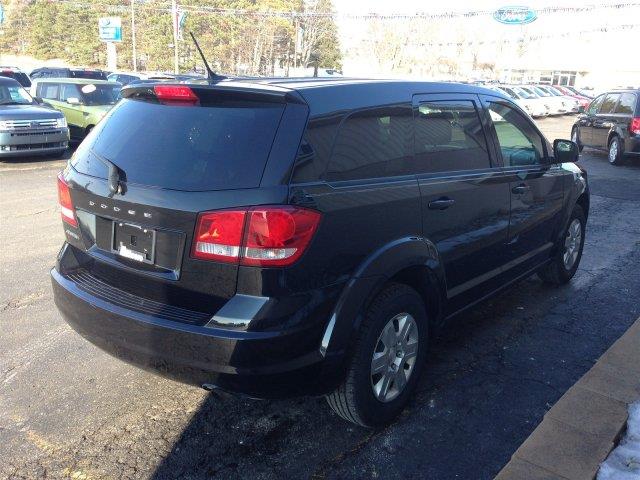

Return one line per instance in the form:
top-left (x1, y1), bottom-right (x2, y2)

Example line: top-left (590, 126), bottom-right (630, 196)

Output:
top-left (0, 4), bottom-right (4, 25)
top-left (493, 6), bottom-right (537, 25)
top-left (98, 17), bottom-right (122, 42)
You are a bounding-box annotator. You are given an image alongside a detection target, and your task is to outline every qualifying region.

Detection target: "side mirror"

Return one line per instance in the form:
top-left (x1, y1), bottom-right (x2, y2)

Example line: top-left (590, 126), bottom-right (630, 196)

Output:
top-left (578, 105), bottom-right (585, 114)
top-left (33, 96), bottom-right (44, 105)
top-left (66, 97), bottom-right (81, 105)
top-left (553, 139), bottom-right (579, 163)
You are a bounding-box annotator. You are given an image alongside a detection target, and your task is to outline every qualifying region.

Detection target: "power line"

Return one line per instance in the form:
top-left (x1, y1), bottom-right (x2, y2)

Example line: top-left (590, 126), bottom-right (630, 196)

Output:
top-left (355, 23), bottom-right (640, 48)
top-left (48, 1), bottom-right (640, 20)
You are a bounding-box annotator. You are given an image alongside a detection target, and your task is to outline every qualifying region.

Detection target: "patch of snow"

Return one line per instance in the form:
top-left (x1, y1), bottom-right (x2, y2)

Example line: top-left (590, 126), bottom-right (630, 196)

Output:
top-left (598, 401), bottom-right (640, 480)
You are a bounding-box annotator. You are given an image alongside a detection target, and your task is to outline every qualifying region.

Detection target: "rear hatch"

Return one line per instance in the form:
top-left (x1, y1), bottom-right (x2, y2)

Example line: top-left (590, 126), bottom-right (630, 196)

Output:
top-left (61, 83), bottom-right (303, 321)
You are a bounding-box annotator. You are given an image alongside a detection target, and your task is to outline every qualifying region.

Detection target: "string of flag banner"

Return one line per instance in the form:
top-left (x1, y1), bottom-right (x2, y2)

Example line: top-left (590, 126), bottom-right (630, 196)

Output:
top-left (357, 23), bottom-right (640, 48)
top-left (50, 0), bottom-right (640, 20)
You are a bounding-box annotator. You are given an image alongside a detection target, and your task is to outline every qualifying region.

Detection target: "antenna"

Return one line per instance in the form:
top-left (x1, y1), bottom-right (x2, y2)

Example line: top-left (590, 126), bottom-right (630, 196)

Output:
top-left (190, 32), bottom-right (224, 83)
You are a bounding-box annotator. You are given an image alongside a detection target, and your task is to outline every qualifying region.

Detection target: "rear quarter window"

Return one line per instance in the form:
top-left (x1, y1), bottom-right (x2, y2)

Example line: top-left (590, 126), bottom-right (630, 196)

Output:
top-left (291, 113), bottom-right (343, 183)
top-left (71, 97), bottom-right (286, 191)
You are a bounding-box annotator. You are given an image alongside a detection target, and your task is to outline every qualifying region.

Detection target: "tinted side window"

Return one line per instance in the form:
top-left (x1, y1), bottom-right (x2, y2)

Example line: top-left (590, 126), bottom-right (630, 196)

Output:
top-left (489, 102), bottom-right (544, 167)
top-left (291, 113), bottom-right (342, 183)
top-left (60, 84), bottom-right (80, 102)
top-left (600, 94), bottom-right (620, 114)
top-left (414, 100), bottom-right (490, 173)
top-left (327, 105), bottom-right (412, 181)
top-left (614, 93), bottom-right (636, 115)
top-left (587, 95), bottom-right (605, 115)
top-left (39, 83), bottom-right (59, 100)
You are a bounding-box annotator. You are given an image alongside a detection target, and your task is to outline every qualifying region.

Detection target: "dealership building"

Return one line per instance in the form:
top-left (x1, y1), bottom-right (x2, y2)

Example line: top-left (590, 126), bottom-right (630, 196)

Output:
top-left (337, 3), bottom-right (640, 91)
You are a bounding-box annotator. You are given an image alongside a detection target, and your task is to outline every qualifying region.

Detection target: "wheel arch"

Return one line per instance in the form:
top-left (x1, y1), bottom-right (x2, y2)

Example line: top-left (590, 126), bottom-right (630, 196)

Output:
top-left (576, 191), bottom-right (590, 218)
top-left (320, 236), bottom-right (447, 360)
top-left (607, 130), bottom-right (624, 148)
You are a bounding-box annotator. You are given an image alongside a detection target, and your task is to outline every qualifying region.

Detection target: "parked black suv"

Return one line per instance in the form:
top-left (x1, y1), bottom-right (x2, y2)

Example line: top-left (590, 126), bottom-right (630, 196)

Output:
top-left (52, 79), bottom-right (589, 427)
top-left (0, 67), bottom-right (32, 88)
top-left (572, 89), bottom-right (640, 165)
top-left (30, 67), bottom-right (108, 81)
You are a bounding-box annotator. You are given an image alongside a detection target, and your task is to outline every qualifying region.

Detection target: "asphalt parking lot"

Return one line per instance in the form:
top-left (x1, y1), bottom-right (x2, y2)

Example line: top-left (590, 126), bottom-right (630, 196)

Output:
top-left (1, 115), bottom-right (640, 480)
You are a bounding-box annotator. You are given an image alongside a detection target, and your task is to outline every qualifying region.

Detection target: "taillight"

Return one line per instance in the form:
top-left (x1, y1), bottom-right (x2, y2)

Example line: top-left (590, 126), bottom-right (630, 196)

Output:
top-left (153, 85), bottom-right (199, 105)
top-left (57, 172), bottom-right (77, 227)
top-left (630, 117), bottom-right (640, 135)
top-left (191, 206), bottom-right (321, 267)
top-left (192, 210), bottom-right (246, 262)
top-left (242, 206), bottom-right (321, 266)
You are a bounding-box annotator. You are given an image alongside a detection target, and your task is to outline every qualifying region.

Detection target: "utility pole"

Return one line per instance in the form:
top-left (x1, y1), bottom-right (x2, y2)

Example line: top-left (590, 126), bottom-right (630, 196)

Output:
top-left (131, 0), bottom-right (137, 72)
top-left (172, 0), bottom-right (179, 74)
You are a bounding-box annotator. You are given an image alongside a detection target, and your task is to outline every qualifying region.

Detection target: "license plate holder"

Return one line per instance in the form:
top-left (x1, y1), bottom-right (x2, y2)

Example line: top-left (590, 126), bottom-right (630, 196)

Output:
top-left (113, 222), bottom-right (156, 264)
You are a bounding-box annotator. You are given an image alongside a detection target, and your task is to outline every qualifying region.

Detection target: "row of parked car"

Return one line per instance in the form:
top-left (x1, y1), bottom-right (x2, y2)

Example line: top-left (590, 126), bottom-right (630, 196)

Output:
top-left (0, 65), bottom-right (637, 166)
top-left (1, 65), bottom-right (205, 88)
top-left (0, 68), bottom-right (123, 157)
top-left (0, 65), bottom-right (212, 158)
top-left (484, 83), bottom-right (593, 118)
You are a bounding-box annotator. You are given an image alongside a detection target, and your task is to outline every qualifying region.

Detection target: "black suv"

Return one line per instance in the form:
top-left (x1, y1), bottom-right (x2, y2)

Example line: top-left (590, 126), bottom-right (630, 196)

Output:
top-left (0, 67), bottom-right (32, 88)
top-left (572, 89), bottom-right (640, 165)
top-left (30, 67), bottom-right (108, 81)
top-left (52, 79), bottom-right (589, 427)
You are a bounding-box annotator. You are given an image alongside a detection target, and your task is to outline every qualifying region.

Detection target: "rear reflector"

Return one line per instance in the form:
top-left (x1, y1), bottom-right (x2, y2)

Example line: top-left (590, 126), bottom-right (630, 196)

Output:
top-left (191, 206), bottom-right (321, 267)
top-left (57, 172), bottom-right (77, 227)
top-left (153, 85), bottom-right (199, 105)
top-left (630, 117), bottom-right (640, 135)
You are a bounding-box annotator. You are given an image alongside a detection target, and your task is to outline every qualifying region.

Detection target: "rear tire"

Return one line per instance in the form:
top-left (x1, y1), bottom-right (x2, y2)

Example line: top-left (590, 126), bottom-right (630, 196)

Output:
top-left (538, 204), bottom-right (586, 285)
top-left (608, 136), bottom-right (625, 166)
top-left (326, 283), bottom-right (429, 427)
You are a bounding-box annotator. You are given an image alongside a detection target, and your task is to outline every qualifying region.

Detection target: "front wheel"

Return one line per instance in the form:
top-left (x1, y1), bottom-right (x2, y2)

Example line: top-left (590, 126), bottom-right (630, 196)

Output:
top-left (538, 204), bottom-right (586, 285)
top-left (326, 283), bottom-right (429, 427)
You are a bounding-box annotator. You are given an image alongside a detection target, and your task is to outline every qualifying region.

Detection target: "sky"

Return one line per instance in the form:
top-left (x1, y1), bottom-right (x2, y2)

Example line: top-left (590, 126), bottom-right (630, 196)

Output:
top-left (329, 0), bottom-right (640, 85)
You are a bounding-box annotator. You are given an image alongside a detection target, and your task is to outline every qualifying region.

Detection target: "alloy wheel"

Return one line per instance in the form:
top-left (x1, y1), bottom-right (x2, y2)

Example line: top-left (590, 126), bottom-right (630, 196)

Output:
top-left (370, 313), bottom-right (419, 403)
top-left (563, 218), bottom-right (582, 270)
top-left (609, 140), bottom-right (618, 163)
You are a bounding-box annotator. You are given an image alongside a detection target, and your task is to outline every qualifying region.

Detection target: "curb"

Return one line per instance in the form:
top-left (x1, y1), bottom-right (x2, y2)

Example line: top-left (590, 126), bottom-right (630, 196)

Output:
top-left (495, 318), bottom-right (640, 480)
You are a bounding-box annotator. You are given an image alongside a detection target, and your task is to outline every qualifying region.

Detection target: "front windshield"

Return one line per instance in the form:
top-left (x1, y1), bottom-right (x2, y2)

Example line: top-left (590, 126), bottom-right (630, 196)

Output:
top-left (80, 84), bottom-right (121, 106)
top-left (513, 87), bottom-right (537, 99)
top-left (0, 84), bottom-right (34, 105)
top-left (532, 86), bottom-right (551, 97)
top-left (499, 86), bottom-right (519, 99)
top-left (545, 86), bottom-right (562, 96)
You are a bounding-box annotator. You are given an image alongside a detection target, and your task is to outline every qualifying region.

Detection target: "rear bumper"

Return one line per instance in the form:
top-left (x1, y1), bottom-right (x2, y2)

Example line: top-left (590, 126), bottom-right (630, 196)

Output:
top-left (51, 262), bottom-right (345, 399)
top-left (626, 136), bottom-right (640, 155)
top-left (0, 128), bottom-right (69, 157)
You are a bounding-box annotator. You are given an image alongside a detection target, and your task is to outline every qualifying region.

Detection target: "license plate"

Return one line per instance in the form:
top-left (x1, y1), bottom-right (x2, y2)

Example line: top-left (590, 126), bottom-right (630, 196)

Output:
top-left (113, 222), bottom-right (155, 263)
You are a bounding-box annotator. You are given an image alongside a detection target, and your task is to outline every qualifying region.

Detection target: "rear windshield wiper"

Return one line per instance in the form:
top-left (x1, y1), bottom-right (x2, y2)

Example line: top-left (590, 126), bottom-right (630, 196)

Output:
top-left (90, 148), bottom-right (124, 196)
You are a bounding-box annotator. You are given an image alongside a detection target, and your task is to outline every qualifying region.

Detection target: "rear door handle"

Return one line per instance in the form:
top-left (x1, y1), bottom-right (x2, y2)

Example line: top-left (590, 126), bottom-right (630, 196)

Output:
top-left (511, 184), bottom-right (531, 195)
top-left (428, 198), bottom-right (455, 210)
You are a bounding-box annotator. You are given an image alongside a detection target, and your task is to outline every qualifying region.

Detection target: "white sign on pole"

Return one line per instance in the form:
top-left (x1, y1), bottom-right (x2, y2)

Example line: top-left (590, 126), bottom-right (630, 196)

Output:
top-left (99, 17), bottom-right (122, 42)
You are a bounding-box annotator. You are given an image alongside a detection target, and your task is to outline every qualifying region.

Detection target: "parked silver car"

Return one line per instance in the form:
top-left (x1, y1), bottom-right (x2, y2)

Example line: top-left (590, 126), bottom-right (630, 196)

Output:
top-left (0, 76), bottom-right (69, 158)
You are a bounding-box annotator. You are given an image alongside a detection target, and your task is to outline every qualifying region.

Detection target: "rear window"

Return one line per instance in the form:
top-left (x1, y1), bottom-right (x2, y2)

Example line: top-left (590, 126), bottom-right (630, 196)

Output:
top-left (71, 70), bottom-right (108, 81)
top-left (0, 72), bottom-right (31, 88)
top-left (71, 98), bottom-right (285, 191)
